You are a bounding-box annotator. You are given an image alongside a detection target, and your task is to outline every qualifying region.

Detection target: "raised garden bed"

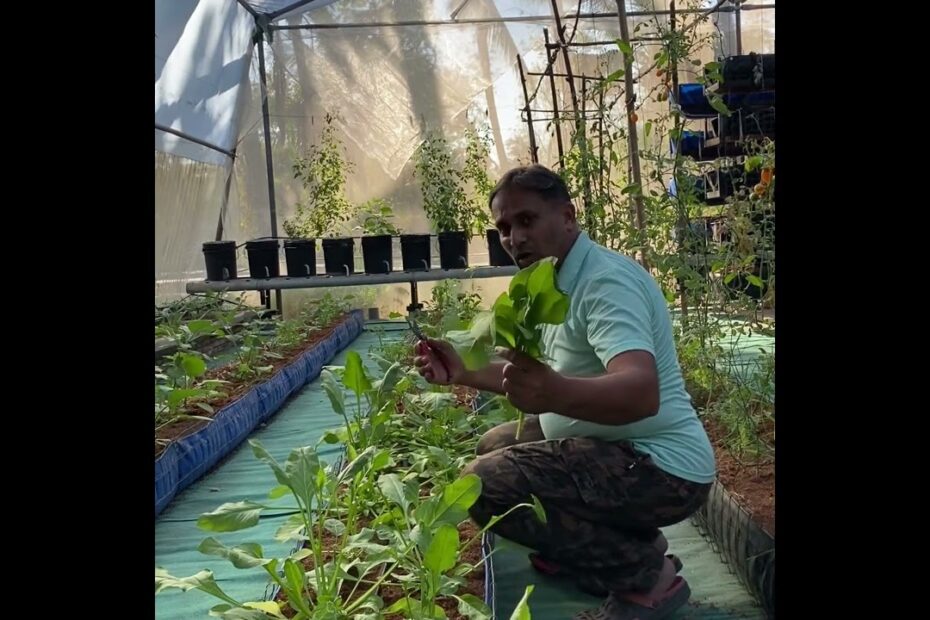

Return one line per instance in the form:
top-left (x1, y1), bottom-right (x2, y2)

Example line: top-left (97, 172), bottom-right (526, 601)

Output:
top-left (157, 327), bottom-right (506, 619)
top-left (695, 416), bottom-right (775, 617)
top-left (154, 310), bottom-right (365, 516)
top-left (154, 309), bottom-right (271, 362)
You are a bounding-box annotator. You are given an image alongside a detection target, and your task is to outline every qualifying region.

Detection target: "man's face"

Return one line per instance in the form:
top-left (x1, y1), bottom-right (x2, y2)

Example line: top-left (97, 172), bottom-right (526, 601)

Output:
top-left (491, 187), bottom-right (576, 268)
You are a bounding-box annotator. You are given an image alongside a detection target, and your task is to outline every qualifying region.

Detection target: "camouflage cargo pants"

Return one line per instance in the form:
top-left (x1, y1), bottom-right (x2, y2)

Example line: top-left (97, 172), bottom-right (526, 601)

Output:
top-left (462, 415), bottom-right (711, 594)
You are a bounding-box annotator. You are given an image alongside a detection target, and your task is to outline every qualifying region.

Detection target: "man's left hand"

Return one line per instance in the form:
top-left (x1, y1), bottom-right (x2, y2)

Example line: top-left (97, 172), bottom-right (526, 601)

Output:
top-left (497, 347), bottom-right (565, 414)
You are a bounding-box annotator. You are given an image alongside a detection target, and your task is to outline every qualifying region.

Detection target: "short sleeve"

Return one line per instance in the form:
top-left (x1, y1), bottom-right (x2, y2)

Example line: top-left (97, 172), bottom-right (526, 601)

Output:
top-left (580, 272), bottom-right (655, 368)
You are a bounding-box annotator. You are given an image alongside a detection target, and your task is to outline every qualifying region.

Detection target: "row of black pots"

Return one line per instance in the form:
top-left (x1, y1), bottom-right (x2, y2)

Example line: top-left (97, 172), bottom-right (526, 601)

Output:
top-left (202, 230), bottom-right (514, 281)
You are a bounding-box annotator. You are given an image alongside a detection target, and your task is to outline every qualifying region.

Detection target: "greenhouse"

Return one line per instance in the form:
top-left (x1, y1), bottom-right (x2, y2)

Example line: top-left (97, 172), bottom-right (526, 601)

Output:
top-left (155, 1), bottom-right (775, 618)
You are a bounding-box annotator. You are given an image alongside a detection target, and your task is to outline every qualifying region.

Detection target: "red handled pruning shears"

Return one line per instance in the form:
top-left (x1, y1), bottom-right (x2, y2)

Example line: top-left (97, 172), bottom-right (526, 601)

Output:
top-left (407, 315), bottom-right (451, 378)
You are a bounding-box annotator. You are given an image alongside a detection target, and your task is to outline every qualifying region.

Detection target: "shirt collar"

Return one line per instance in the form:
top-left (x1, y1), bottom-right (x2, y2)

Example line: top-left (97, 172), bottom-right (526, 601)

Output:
top-left (556, 231), bottom-right (594, 291)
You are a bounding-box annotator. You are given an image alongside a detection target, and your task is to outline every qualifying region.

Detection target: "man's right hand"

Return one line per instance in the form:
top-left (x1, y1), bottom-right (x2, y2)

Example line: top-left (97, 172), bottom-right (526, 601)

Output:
top-left (413, 339), bottom-right (465, 385)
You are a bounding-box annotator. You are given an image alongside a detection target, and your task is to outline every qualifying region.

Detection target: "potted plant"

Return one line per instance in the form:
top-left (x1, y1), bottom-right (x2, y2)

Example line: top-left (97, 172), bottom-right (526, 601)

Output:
top-left (356, 198), bottom-right (400, 274)
top-left (414, 130), bottom-right (485, 270)
top-left (283, 112), bottom-right (356, 275)
top-left (461, 126), bottom-right (511, 266)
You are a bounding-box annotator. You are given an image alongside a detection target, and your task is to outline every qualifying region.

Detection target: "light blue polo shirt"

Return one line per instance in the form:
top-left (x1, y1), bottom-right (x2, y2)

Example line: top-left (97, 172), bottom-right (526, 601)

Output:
top-left (539, 232), bottom-right (716, 484)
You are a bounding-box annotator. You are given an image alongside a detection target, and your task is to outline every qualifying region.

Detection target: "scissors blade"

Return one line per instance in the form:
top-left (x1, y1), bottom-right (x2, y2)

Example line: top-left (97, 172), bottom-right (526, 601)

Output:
top-left (406, 316), bottom-right (426, 340)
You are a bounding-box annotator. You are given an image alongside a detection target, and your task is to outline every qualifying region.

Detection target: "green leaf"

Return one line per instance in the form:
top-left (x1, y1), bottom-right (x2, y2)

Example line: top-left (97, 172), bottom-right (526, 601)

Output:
top-left (323, 519), bottom-right (346, 537)
top-left (526, 258), bottom-right (554, 299)
top-left (656, 49), bottom-right (669, 67)
top-left (616, 39), bottom-right (633, 57)
top-left (424, 523), bottom-right (459, 574)
top-left (415, 495), bottom-right (464, 528)
top-left (249, 440), bottom-right (291, 488)
top-left (243, 601), bottom-right (285, 618)
top-left (385, 598), bottom-right (445, 619)
top-left (321, 431), bottom-right (342, 444)
top-left (343, 351), bottom-right (371, 396)
top-left (378, 473), bottom-right (411, 515)
top-left (155, 568), bottom-right (238, 605)
top-left (447, 321), bottom-right (492, 371)
top-left (283, 559), bottom-right (306, 597)
top-left (493, 312), bottom-right (517, 349)
top-left (747, 275), bottom-right (764, 287)
top-left (455, 594), bottom-right (492, 620)
top-left (509, 585), bottom-right (535, 620)
top-left (371, 449), bottom-right (392, 471)
top-left (181, 354), bottom-right (207, 379)
top-left (530, 494), bottom-right (547, 524)
top-left (744, 155), bottom-right (763, 172)
top-left (198, 538), bottom-right (268, 569)
top-left (187, 319), bottom-right (217, 335)
top-left (516, 324), bottom-right (535, 341)
top-left (604, 68), bottom-right (625, 83)
top-left (447, 309), bottom-right (497, 371)
top-left (708, 94), bottom-right (731, 117)
top-left (526, 278), bottom-right (569, 328)
top-left (339, 445), bottom-right (376, 481)
top-left (384, 599), bottom-right (410, 614)
top-left (508, 267), bottom-right (533, 305)
top-left (409, 392), bottom-right (456, 409)
top-left (427, 446), bottom-right (452, 466)
top-left (375, 362), bottom-right (405, 398)
top-left (411, 524), bottom-right (432, 555)
top-left (321, 370), bottom-right (346, 416)
top-left (197, 501), bottom-right (264, 532)
top-left (284, 446), bottom-right (321, 509)
top-left (274, 514), bottom-right (306, 542)
top-left (433, 474), bottom-right (482, 524)
top-left (493, 290), bottom-right (515, 316)
top-left (209, 604), bottom-right (233, 616)
top-left (167, 388), bottom-right (202, 407)
top-left (215, 609), bottom-right (271, 620)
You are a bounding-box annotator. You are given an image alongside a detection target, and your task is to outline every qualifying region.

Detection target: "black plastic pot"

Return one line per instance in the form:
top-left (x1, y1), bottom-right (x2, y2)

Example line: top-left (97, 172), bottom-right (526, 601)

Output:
top-left (438, 231), bottom-right (469, 270)
top-left (400, 234), bottom-right (431, 272)
top-left (202, 241), bottom-right (237, 281)
top-left (361, 235), bottom-right (393, 274)
top-left (245, 239), bottom-right (280, 279)
top-left (486, 229), bottom-right (514, 266)
top-left (284, 238), bottom-right (316, 277)
top-left (322, 237), bottom-right (355, 275)
top-left (719, 53), bottom-right (775, 92)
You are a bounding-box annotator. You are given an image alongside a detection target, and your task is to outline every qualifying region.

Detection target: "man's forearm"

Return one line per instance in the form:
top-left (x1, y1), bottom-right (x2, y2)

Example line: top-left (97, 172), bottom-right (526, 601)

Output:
top-left (550, 370), bottom-right (658, 425)
top-left (461, 361), bottom-right (506, 394)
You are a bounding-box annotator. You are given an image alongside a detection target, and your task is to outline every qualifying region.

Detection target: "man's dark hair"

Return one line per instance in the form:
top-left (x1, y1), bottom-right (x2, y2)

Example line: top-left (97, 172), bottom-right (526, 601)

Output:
top-left (488, 164), bottom-right (572, 208)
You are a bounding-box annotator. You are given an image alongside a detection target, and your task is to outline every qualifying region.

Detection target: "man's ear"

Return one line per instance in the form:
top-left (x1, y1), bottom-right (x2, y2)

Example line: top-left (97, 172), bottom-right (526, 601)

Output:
top-left (563, 202), bottom-right (577, 226)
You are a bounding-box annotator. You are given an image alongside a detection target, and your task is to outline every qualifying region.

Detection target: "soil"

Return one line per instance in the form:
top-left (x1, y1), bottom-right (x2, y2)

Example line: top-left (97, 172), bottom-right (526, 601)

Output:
top-left (703, 416), bottom-right (775, 537)
top-left (154, 315), bottom-right (349, 457)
